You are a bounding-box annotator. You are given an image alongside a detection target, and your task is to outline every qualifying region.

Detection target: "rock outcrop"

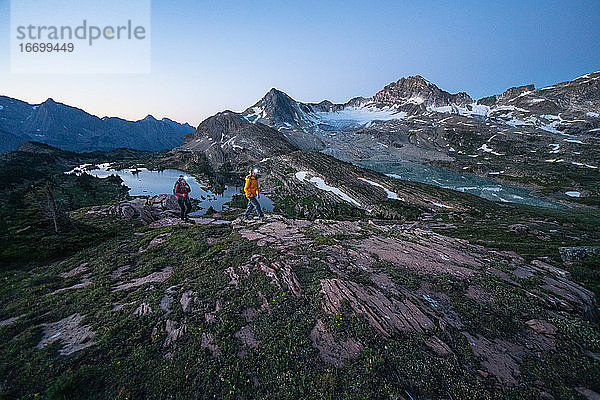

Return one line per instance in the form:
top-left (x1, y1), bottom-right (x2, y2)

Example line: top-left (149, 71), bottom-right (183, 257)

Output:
top-left (87, 194), bottom-right (180, 224)
top-left (559, 246), bottom-right (600, 263)
top-left (320, 278), bottom-right (434, 337)
top-left (310, 320), bottom-right (362, 366)
top-left (231, 215), bottom-right (598, 386)
top-left (36, 313), bottom-right (95, 356)
top-left (12, 209), bottom-right (598, 398)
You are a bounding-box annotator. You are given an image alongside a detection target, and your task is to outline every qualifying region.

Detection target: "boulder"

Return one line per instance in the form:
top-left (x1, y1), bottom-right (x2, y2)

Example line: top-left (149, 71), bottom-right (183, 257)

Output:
top-left (36, 313), bottom-right (95, 356)
top-left (87, 194), bottom-right (180, 224)
top-left (310, 319), bottom-right (362, 366)
top-left (559, 246), bottom-right (600, 263)
top-left (180, 290), bottom-right (197, 313)
top-left (133, 302), bottom-right (153, 316)
top-left (164, 319), bottom-right (187, 347)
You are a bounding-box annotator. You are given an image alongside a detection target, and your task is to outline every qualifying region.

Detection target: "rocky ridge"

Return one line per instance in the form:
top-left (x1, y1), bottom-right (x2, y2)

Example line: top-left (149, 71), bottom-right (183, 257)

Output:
top-left (2, 207), bottom-right (597, 398)
top-left (178, 111), bottom-right (297, 169)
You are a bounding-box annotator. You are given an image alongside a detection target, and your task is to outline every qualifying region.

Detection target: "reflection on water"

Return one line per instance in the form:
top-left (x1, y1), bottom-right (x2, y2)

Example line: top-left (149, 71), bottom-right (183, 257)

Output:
top-left (81, 166), bottom-right (274, 213)
top-left (188, 185), bottom-right (274, 216)
top-left (355, 160), bottom-right (562, 208)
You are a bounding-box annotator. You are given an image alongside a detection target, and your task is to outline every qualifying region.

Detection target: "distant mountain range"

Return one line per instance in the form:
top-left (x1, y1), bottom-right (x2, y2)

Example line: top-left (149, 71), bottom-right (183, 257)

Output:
top-left (241, 72), bottom-right (600, 137)
top-left (4, 71), bottom-right (599, 199)
top-left (0, 96), bottom-right (194, 153)
top-left (179, 72), bottom-right (599, 166)
top-left (176, 72), bottom-right (599, 203)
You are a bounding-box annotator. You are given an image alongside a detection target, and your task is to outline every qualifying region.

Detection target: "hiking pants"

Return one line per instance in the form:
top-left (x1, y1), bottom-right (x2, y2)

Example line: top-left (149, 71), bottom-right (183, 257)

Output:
top-left (244, 196), bottom-right (263, 217)
top-left (178, 196), bottom-right (192, 219)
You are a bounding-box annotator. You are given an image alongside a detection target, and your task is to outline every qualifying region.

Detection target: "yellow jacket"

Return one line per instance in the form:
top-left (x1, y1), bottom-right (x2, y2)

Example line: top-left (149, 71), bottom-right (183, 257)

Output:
top-left (244, 175), bottom-right (260, 197)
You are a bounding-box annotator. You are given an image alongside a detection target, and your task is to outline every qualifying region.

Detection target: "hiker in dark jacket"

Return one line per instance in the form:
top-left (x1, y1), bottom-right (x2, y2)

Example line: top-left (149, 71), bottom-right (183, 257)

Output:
top-left (174, 175), bottom-right (192, 221)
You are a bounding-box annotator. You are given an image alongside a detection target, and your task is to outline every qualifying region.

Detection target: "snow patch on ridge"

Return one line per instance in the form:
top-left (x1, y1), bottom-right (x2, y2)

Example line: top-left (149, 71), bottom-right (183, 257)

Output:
top-left (571, 162), bottom-right (598, 169)
top-left (357, 178), bottom-right (403, 201)
top-left (424, 198), bottom-right (453, 209)
top-left (244, 107), bottom-right (266, 123)
top-left (478, 143), bottom-right (504, 156)
top-left (295, 171), bottom-right (362, 207)
top-left (548, 143), bottom-right (560, 154)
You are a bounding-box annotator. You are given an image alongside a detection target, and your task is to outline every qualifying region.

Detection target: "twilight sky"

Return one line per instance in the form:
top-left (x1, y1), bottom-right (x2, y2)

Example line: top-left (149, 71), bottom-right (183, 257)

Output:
top-left (0, 0), bottom-right (598, 126)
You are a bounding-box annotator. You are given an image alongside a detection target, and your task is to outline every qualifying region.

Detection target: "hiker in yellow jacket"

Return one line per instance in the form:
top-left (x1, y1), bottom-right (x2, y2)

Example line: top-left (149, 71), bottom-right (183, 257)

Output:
top-left (244, 168), bottom-right (264, 219)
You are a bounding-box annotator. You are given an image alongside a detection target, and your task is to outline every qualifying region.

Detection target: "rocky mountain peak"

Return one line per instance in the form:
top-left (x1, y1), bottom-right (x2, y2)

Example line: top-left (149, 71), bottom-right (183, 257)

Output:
top-left (181, 111), bottom-right (248, 147)
top-left (258, 88), bottom-right (296, 109)
top-left (503, 84), bottom-right (536, 98)
top-left (477, 84), bottom-right (536, 107)
top-left (375, 76), bottom-right (434, 99)
top-left (179, 110), bottom-right (297, 169)
top-left (345, 96), bottom-right (366, 108)
top-left (372, 75), bottom-right (473, 108)
top-left (264, 87), bottom-right (292, 100)
top-left (37, 98), bottom-right (59, 111)
top-left (242, 87), bottom-right (309, 127)
top-left (396, 75), bottom-right (433, 88)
